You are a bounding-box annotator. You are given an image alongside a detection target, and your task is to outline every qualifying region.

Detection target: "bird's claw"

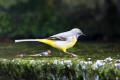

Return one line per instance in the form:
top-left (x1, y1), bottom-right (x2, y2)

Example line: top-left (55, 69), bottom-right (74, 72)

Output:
top-left (70, 54), bottom-right (78, 57)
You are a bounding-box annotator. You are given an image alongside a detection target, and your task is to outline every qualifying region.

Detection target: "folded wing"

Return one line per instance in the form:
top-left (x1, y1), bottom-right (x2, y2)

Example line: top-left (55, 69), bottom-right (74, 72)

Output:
top-left (47, 36), bottom-right (67, 41)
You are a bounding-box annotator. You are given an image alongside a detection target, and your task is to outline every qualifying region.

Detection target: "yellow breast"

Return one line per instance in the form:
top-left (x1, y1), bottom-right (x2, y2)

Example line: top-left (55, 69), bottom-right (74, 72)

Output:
top-left (36, 36), bottom-right (77, 52)
top-left (65, 36), bottom-right (77, 49)
top-left (53, 36), bottom-right (77, 51)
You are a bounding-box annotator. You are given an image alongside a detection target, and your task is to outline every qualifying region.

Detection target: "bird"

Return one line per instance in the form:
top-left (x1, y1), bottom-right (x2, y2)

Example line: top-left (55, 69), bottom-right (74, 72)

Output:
top-left (15, 28), bottom-right (85, 57)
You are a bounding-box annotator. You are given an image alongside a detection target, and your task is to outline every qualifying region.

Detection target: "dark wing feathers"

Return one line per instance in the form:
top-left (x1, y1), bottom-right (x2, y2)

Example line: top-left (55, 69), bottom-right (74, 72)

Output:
top-left (47, 30), bottom-right (72, 41)
top-left (47, 36), bottom-right (67, 41)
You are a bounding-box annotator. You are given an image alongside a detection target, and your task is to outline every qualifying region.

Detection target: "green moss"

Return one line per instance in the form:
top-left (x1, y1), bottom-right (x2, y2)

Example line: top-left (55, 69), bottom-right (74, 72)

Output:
top-left (0, 42), bottom-right (120, 79)
top-left (0, 58), bottom-right (120, 80)
top-left (0, 42), bottom-right (120, 60)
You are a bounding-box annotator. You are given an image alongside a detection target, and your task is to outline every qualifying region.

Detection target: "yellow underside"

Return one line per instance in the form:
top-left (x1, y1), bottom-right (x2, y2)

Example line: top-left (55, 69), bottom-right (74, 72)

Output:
top-left (36, 36), bottom-right (77, 52)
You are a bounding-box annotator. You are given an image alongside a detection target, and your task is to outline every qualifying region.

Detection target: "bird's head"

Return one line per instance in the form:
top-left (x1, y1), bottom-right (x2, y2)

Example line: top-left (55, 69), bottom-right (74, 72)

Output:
top-left (71, 28), bottom-right (86, 39)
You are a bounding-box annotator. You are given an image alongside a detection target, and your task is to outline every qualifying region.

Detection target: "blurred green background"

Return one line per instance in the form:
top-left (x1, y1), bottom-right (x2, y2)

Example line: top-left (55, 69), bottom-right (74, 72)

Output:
top-left (0, 0), bottom-right (120, 40)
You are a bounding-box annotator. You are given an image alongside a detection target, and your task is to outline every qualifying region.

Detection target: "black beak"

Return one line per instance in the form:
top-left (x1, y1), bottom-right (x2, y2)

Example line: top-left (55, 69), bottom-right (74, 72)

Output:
top-left (79, 33), bottom-right (86, 39)
top-left (82, 34), bottom-right (86, 36)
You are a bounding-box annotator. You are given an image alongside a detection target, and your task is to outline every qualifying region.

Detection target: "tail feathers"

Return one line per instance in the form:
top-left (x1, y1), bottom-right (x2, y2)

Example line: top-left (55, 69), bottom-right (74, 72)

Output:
top-left (15, 39), bottom-right (53, 46)
top-left (15, 39), bottom-right (39, 43)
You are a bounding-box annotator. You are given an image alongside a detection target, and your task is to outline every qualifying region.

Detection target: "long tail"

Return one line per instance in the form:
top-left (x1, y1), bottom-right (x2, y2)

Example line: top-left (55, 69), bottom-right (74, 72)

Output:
top-left (15, 39), bottom-right (54, 47)
top-left (15, 39), bottom-right (43, 43)
top-left (15, 39), bottom-right (53, 45)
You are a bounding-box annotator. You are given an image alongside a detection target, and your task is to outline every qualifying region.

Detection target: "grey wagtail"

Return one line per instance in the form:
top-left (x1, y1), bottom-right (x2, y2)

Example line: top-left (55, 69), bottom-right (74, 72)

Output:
top-left (15, 28), bottom-right (85, 57)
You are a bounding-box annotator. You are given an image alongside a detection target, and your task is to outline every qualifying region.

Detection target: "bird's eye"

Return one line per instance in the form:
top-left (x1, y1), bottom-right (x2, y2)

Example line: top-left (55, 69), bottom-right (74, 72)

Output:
top-left (78, 33), bottom-right (81, 35)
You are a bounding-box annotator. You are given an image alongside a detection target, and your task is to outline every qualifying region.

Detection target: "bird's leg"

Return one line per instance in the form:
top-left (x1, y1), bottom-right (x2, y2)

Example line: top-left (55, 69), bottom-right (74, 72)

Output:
top-left (63, 49), bottom-right (77, 57)
top-left (65, 52), bottom-right (78, 57)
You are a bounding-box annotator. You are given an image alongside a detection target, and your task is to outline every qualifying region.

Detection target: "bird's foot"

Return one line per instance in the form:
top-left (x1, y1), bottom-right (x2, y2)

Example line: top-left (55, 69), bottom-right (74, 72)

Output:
top-left (70, 53), bottom-right (78, 57)
top-left (65, 52), bottom-right (77, 57)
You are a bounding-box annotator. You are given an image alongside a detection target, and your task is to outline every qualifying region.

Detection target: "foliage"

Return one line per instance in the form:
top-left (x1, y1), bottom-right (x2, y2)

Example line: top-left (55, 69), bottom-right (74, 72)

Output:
top-left (0, 58), bottom-right (120, 80)
top-left (0, 0), bottom-right (120, 39)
